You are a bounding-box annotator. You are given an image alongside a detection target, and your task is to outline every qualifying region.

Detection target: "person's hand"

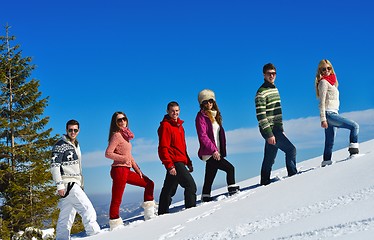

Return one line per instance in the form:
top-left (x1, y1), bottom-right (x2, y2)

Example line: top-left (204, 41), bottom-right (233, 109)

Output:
top-left (321, 121), bottom-right (328, 129)
top-left (267, 136), bottom-right (276, 145)
top-left (58, 189), bottom-right (65, 197)
top-left (169, 167), bottom-right (177, 176)
top-left (212, 151), bottom-right (221, 161)
top-left (137, 171), bottom-right (143, 179)
top-left (187, 164), bottom-right (194, 173)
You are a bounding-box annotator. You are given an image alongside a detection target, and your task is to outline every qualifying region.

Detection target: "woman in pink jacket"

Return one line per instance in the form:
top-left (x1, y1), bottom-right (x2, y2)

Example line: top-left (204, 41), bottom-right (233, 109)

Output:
top-left (105, 111), bottom-right (155, 230)
top-left (195, 89), bottom-right (239, 202)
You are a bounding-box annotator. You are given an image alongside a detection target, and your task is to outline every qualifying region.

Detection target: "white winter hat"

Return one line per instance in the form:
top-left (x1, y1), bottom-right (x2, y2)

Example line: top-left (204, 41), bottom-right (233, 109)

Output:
top-left (198, 89), bottom-right (216, 104)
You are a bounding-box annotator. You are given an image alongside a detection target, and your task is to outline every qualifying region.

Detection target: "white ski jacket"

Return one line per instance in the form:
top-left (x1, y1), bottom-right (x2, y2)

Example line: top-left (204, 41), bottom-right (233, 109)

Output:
top-left (50, 135), bottom-right (83, 191)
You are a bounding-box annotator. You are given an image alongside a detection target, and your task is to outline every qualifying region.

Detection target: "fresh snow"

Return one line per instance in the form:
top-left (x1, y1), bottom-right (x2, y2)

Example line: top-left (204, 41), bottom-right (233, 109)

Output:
top-left (73, 139), bottom-right (374, 240)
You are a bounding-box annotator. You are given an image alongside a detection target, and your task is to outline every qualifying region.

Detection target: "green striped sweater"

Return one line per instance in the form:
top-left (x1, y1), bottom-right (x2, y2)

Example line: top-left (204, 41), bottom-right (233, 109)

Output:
top-left (255, 81), bottom-right (284, 138)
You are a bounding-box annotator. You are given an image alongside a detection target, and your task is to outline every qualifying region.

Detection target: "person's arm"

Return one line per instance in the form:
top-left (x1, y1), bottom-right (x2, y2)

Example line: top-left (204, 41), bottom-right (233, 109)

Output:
top-left (105, 133), bottom-right (129, 162)
top-left (50, 144), bottom-right (65, 196)
top-left (169, 168), bottom-right (177, 175)
top-left (158, 123), bottom-right (175, 170)
top-left (195, 112), bottom-right (218, 155)
top-left (318, 80), bottom-right (329, 128)
top-left (131, 158), bottom-right (143, 178)
top-left (255, 91), bottom-right (273, 138)
top-left (183, 126), bottom-right (194, 171)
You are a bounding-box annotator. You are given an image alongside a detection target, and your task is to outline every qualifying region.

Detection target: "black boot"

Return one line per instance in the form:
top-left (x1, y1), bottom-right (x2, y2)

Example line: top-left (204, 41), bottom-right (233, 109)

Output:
top-left (228, 185), bottom-right (240, 196)
top-left (201, 195), bottom-right (212, 202)
top-left (260, 179), bottom-right (271, 186)
top-left (348, 147), bottom-right (359, 156)
top-left (348, 143), bottom-right (359, 156)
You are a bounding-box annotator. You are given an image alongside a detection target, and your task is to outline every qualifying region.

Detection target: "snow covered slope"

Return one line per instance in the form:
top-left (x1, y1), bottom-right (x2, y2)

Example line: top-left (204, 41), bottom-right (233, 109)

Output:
top-left (76, 139), bottom-right (374, 240)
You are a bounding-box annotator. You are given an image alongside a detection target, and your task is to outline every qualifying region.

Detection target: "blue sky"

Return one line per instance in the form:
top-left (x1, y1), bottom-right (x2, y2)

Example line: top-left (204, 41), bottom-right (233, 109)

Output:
top-left (2, 0), bottom-right (374, 201)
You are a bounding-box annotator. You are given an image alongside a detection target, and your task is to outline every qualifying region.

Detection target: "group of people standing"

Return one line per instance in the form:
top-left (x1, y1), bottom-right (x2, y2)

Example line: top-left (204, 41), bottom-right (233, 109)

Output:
top-left (50, 59), bottom-right (359, 239)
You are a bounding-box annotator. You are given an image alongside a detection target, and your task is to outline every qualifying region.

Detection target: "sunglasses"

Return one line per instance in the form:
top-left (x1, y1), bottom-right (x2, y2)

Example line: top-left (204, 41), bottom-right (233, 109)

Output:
top-left (116, 117), bottom-right (127, 123)
top-left (68, 129), bottom-right (79, 133)
top-left (202, 99), bottom-right (214, 105)
top-left (265, 71), bottom-right (276, 76)
top-left (321, 67), bottom-right (332, 72)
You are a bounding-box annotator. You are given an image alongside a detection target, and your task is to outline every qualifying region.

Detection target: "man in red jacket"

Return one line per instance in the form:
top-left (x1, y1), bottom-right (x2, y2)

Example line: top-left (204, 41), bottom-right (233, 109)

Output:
top-left (157, 101), bottom-right (197, 215)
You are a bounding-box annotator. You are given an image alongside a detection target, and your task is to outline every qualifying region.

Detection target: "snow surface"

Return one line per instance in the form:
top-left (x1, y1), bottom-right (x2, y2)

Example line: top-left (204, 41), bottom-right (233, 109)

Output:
top-left (74, 139), bottom-right (374, 240)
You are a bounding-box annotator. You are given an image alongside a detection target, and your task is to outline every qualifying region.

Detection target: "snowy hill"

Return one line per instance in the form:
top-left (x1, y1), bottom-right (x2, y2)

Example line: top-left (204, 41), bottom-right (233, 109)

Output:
top-left (75, 139), bottom-right (374, 240)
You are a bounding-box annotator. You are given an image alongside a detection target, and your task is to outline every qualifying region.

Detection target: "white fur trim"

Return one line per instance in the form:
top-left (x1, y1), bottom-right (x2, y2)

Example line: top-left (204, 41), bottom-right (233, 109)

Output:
top-left (142, 200), bottom-right (155, 208)
top-left (142, 201), bottom-right (156, 220)
top-left (109, 217), bottom-right (124, 231)
top-left (349, 143), bottom-right (359, 148)
top-left (198, 89), bottom-right (216, 104)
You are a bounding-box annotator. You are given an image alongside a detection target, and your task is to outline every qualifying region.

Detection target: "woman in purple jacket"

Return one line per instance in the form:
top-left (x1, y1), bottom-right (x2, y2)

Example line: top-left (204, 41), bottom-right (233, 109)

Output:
top-left (195, 89), bottom-right (239, 202)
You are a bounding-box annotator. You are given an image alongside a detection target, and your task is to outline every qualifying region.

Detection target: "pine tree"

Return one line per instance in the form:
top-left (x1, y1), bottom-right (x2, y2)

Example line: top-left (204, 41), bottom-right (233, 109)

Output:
top-left (0, 24), bottom-right (60, 238)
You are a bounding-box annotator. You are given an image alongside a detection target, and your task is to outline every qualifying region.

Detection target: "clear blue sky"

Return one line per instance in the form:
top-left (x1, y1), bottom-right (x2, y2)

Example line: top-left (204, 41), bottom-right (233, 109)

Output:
top-left (2, 0), bottom-right (374, 201)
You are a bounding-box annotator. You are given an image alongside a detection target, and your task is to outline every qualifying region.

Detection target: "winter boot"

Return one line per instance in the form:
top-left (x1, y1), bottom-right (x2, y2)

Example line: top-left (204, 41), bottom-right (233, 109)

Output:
top-left (348, 143), bottom-right (359, 156)
top-left (142, 200), bottom-right (156, 220)
top-left (321, 160), bottom-right (333, 167)
top-left (201, 194), bottom-right (213, 202)
top-left (109, 217), bottom-right (124, 231)
top-left (228, 185), bottom-right (240, 196)
top-left (260, 179), bottom-right (271, 186)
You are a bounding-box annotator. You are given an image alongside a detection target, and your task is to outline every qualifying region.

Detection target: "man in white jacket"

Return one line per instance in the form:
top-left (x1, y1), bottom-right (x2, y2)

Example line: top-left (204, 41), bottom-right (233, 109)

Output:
top-left (50, 119), bottom-right (100, 239)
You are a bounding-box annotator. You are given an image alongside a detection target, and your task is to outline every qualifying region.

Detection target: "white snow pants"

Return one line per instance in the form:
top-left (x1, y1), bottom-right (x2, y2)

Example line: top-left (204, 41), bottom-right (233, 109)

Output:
top-left (55, 184), bottom-right (100, 240)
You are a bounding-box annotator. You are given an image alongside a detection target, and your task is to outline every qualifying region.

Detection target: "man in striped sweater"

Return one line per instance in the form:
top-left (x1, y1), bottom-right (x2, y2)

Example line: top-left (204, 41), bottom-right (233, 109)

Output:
top-left (255, 63), bottom-right (298, 186)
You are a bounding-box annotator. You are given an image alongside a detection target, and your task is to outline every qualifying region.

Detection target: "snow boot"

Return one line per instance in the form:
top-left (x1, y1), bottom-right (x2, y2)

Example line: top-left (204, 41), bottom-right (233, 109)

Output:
top-left (260, 179), bottom-right (271, 186)
top-left (321, 160), bottom-right (333, 167)
top-left (109, 217), bottom-right (124, 231)
top-left (228, 185), bottom-right (240, 196)
top-left (348, 143), bottom-right (359, 156)
top-left (201, 194), bottom-right (213, 202)
top-left (142, 200), bottom-right (156, 220)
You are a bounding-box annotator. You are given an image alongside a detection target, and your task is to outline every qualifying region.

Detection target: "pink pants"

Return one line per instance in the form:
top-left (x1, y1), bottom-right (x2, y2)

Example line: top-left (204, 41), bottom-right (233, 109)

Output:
top-left (109, 166), bottom-right (154, 219)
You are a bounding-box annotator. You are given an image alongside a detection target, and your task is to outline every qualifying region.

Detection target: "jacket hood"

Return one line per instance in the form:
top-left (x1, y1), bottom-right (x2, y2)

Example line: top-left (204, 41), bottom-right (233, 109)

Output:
top-left (62, 134), bottom-right (79, 146)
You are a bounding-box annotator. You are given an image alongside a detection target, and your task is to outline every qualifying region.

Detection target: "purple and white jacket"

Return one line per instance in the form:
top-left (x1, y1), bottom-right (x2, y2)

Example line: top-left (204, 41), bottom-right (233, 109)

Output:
top-left (195, 110), bottom-right (227, 160)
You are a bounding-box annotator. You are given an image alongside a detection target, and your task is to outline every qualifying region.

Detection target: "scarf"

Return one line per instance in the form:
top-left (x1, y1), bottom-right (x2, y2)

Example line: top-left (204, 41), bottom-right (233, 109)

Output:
top-left (204, 110), bottom-right (217, 123)
top-left (208, 110), bottom-right (217, 118)
top-left (322, 74), bottom-right (337, 86)
top-left (120, 127), bottom-right (134, 142)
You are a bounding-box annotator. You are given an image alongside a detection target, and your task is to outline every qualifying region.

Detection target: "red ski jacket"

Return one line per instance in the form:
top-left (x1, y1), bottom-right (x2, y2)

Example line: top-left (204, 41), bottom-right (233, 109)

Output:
top-left (157, 115), bottom-right (192, 170)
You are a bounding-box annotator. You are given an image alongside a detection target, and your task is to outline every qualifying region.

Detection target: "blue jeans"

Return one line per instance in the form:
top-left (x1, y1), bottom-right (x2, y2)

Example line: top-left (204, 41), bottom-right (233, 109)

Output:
top-left (323, 111), bottom-right (359, 161)
top-left (260, 130), bottom-right (297, 184)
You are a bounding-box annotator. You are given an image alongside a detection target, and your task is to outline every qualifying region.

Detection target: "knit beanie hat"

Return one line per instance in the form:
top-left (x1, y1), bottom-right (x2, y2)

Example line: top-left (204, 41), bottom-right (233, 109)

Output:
top-left (198, 89), bottom-right (216, 104)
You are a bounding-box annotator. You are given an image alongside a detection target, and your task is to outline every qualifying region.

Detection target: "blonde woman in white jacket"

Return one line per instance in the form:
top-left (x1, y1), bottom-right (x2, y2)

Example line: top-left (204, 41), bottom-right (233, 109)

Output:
top-left (315, 59), bottom-right (359, 167)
